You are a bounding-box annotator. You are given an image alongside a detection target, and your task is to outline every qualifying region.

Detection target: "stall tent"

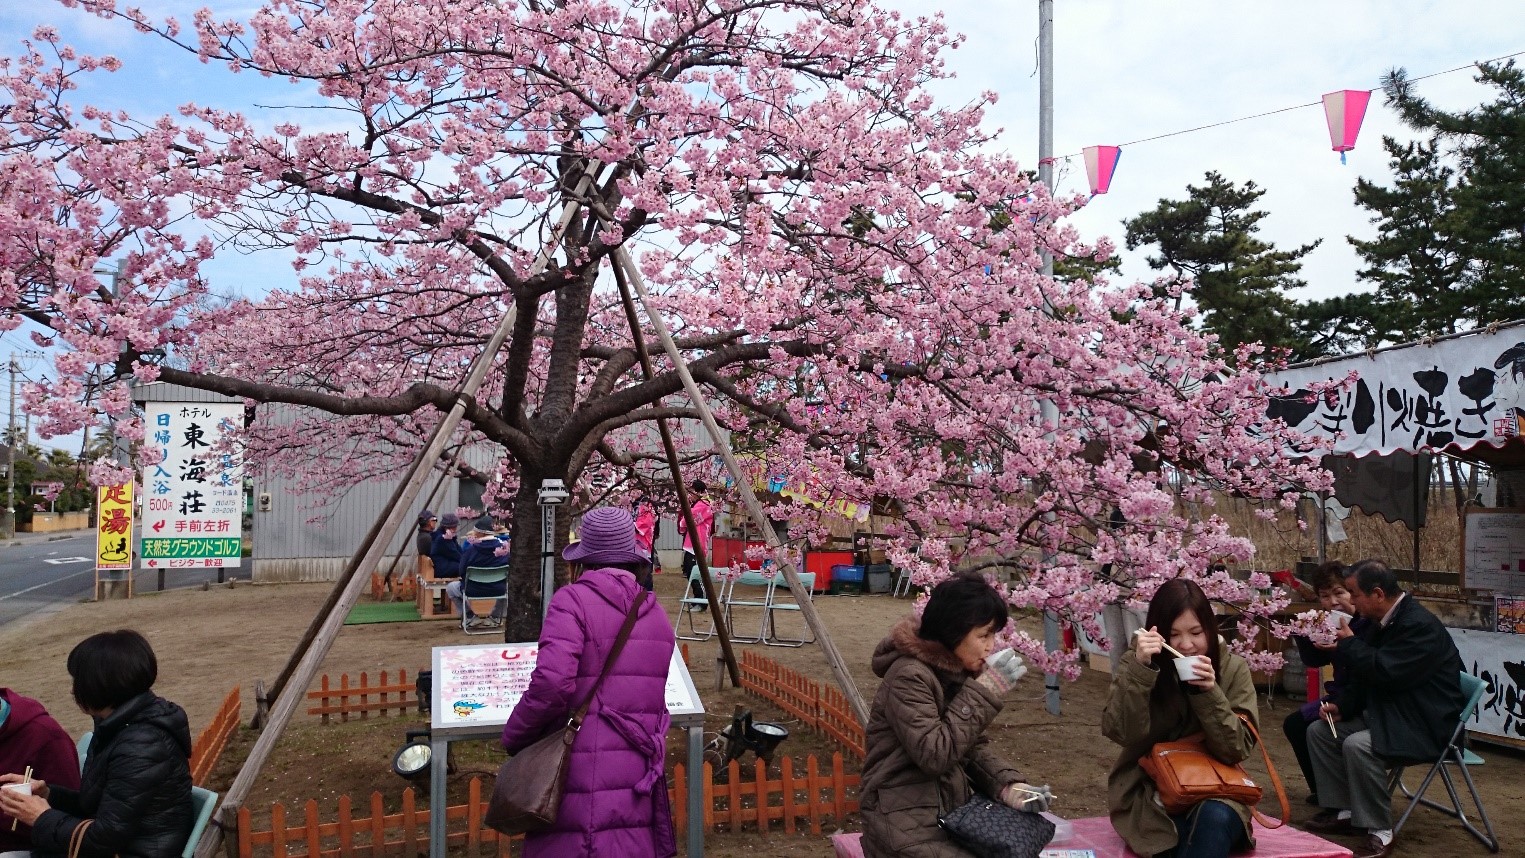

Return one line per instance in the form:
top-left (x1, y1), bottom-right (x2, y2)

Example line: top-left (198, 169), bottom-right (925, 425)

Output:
top-left (1265, 320), bottom-right (1525, 745)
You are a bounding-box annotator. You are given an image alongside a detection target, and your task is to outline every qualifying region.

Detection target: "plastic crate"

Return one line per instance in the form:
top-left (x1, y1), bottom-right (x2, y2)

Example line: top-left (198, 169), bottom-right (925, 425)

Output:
top-left (830, 564), bottom-right (866, 594)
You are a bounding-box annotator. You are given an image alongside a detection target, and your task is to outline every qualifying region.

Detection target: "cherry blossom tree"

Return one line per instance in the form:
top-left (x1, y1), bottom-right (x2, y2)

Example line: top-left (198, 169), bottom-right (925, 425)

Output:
top-left (1, 0), bottom-right (1329, 650)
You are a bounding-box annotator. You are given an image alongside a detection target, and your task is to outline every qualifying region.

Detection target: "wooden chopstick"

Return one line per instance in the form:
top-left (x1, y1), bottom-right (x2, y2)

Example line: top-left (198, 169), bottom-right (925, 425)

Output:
top-left (10, 765), bottom-right (32, 831)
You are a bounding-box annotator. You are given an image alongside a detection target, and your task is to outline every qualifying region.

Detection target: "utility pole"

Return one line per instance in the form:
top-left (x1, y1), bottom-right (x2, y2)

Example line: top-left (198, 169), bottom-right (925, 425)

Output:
top-left (4, 355), bottom-right (15, 539)
top-left (1037, 0), bottom-right (1062, 717)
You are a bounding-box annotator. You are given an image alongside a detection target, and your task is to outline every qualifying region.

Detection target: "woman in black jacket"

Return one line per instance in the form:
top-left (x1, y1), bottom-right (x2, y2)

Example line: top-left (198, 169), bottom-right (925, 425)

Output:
top-left (0, 630), bottom-right (194, 858)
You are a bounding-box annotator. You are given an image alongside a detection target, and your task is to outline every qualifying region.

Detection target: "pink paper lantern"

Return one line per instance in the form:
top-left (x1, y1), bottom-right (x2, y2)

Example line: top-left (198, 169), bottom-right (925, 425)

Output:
top-left (1083, 145), bottom-right (1122, 195)
top-left (1322, 89), bottom-right (1372, 164)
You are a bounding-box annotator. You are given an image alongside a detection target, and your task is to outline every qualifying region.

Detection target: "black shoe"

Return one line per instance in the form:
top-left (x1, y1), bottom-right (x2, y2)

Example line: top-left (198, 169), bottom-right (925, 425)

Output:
top-left (1305, 809), bottom-right (1356, 836)
top-left (1353, 834), bottom-right (1394, 858)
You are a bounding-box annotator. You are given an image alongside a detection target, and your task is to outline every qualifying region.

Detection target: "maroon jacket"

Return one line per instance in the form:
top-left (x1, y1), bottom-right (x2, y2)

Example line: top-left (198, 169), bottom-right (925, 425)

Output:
top-left (0, 689), bottom-right (81, 851)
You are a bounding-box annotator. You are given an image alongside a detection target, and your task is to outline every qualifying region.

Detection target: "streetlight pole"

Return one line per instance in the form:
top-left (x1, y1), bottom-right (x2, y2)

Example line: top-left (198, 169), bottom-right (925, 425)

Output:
top-left (1037, 0), bottom-right (1063, 717)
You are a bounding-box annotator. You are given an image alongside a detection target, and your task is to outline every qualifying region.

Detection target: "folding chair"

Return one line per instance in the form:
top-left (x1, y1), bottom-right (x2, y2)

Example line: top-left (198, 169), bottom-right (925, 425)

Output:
top-left (723, 569), bottom-right (773, 644)
top-left (458, 566), bottom-right (509, 635)
top-left (763, 571), bottom-right (816, 646)
top-left (182, 786), bottom-right (219, 858)
top-left (1388, 672), bottom-right (1499, 852)
top-left (677, 568), bottom-right (724, 641)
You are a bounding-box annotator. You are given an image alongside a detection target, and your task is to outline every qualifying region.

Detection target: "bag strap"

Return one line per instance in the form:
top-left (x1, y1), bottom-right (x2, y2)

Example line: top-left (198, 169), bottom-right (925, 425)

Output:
top-left (67, 819), bottom-right (93, 858)
top-left (567, 589), bottom-right (648, 728)
top-left (1235, 712), bottom-right (1290, 829)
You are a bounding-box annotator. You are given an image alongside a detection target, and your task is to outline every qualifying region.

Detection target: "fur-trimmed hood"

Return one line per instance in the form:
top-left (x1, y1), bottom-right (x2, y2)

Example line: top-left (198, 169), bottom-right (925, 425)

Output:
top-left (871, 614), bottom-right (968, 679)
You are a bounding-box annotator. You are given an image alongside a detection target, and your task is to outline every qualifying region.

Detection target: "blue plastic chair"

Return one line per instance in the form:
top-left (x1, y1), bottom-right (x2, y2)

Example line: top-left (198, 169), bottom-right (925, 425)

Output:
top-left (1388, 672), bottom-right (1499, 852)
top-left (182, 786), bottom-right (219, 858)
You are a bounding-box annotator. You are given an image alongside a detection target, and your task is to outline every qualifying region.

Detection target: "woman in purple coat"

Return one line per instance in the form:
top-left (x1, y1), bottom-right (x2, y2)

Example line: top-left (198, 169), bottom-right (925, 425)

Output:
top-left (500, 507), bottom-right (678, 858)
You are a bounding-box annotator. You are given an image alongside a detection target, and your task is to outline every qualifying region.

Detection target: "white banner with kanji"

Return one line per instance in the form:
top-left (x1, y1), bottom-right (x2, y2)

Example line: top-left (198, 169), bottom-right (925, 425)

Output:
top-left (1265, 324), bottom-right (1525, 457)
top-left (140, 402), bottom-right (244, 568)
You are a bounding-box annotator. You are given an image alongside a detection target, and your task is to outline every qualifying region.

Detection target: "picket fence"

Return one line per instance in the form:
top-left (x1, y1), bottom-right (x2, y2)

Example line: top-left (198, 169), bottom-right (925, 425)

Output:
top-left (235, 751), bottom-right (858, 858)
top-left (306, 670), bottom-right (417, 724)
top-left (738, 650), bottom-right (866, 760)
top-left (189, 687), bottom-right (241, 786)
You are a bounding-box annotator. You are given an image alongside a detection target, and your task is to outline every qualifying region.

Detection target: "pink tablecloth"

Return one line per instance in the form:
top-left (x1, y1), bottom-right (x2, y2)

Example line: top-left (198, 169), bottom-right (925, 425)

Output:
top-left (1063, 815), bottom-right (1352, 858)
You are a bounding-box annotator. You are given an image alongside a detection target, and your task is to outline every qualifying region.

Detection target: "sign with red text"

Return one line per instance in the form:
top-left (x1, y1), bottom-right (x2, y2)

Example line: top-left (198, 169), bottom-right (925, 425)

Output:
top-left (95, 483), bottom-right (134, 571)
top-left (431, 642), bottom-right (700, 734)
top-left (140, 402), bottom-right (244, 568)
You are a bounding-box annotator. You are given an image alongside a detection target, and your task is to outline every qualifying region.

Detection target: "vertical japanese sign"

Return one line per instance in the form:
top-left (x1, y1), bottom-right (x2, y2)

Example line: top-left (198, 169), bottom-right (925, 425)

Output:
top-left (140, 402), bottom-right (244, 568)
top-left (95, 483), bottom-right (134, 571)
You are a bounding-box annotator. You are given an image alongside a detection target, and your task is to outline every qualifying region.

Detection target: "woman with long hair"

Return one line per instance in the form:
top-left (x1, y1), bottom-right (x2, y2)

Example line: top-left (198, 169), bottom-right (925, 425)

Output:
top-left (1103, 578), bottom-right (1261, 858)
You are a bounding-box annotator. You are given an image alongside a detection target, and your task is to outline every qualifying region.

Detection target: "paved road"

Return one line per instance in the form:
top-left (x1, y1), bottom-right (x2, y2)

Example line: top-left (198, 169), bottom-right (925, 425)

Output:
top-left (0, 532), bottom-right (226, 628)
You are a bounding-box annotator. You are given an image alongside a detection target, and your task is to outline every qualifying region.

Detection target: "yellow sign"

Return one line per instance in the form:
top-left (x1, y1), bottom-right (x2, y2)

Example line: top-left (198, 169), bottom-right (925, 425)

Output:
top-left (96, 483), bottom-right (134, 571)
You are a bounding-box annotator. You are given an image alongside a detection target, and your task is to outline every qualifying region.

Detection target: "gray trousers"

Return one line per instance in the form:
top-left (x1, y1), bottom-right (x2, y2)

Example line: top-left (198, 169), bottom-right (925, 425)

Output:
top-left (1307, 717), bottom-right (1392, 830)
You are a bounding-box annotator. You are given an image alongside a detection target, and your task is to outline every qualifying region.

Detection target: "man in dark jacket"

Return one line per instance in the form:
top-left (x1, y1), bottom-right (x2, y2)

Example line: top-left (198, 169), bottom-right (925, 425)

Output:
top-left (0, 689), bottom-right (80, 850)
top-left (1305, 559), bottom-right (1465, 858)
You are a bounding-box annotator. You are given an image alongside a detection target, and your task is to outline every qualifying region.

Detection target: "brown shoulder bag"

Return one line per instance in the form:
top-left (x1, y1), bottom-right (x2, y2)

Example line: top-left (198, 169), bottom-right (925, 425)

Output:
top-left (483, 589), bottom-right (648, 835)
top-left (1138, 712), bottom-right (1290, 828)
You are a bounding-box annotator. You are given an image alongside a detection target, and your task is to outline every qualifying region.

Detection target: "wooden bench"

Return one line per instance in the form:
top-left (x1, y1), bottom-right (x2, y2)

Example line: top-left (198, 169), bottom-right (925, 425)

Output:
top-left (831, 817), bottom-right (1352, 858)
top-left (414, 557), bottom-right (459, 620)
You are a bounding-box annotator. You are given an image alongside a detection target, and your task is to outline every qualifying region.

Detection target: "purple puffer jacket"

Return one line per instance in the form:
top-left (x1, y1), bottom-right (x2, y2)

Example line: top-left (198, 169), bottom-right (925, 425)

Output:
top-left (500, 568), bottom-right (677, 858)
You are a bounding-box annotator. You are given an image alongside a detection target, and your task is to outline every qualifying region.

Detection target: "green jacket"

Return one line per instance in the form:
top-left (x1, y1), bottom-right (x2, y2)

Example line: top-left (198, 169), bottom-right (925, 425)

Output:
top-left (1102, 650), bottom-right (1259, 857)
top-left (859, 616), bottom-right (1025, 858)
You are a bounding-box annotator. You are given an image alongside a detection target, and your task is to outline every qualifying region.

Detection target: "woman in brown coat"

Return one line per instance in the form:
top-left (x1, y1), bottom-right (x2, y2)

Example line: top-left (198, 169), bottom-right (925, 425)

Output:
top-left (1102, 578), bottom-right (1261, 858)
top-left (859, 573), bottom-right (1041, 858)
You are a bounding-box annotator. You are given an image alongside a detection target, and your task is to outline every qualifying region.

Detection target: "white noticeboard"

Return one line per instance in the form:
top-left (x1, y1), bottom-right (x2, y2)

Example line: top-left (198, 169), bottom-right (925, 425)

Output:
top-left (1462, 509), bottom-right (1525, 594)
top-left (140, 402), bottom-right (245, 569)
top-left (431, 642), bottom-right (702, 736)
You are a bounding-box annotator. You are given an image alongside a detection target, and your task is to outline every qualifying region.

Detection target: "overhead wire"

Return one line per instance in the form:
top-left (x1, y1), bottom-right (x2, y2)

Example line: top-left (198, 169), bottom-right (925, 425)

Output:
top-left (1050, 48), bottom-right (1525, 162)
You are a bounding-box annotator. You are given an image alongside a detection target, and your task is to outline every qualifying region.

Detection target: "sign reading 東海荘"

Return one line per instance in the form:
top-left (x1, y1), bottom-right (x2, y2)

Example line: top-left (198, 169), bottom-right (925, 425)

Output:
top-left (139, 402), bottom-right (244, 568)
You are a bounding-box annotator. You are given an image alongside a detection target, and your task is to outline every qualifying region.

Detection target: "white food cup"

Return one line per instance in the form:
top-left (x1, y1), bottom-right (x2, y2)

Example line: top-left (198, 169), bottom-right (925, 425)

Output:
top-left (2, 782), bottom-right (32, 797)
top-left (1173, 655), bottom-right (1206, 680)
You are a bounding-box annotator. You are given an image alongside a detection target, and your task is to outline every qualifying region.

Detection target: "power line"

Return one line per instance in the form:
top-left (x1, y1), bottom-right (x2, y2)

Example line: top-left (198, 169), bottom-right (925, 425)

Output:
top-left (1053, 48), bottom-right (1525, 161)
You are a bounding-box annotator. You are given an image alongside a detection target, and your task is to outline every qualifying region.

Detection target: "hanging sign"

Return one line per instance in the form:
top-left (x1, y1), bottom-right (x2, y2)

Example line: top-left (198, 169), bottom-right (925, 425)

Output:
top-left (95, 483), bottom-right (134, 571)
top-left (1264, 324), bottom-right (1525, 458)
top-left (140, 402), bottom-right (244, 568)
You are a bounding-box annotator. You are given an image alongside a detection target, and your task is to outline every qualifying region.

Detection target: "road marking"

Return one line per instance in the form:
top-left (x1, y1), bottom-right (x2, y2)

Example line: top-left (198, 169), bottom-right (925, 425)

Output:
top-left (42, 557), bottom-right (93, 565)
top-left (0, 569), bottom-right (93, 601)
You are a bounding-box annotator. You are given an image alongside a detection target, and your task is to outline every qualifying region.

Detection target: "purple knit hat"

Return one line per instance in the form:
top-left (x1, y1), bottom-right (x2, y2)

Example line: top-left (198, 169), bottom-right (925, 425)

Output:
top-left (563, 507), bottom-right (649, 566)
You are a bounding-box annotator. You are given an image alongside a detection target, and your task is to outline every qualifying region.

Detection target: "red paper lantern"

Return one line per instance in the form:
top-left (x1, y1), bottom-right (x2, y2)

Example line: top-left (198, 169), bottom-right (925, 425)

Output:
top-left (1083, 145), bottom-right (1122, 195)
top-left (1322, 90), bottom-right (1372, 164)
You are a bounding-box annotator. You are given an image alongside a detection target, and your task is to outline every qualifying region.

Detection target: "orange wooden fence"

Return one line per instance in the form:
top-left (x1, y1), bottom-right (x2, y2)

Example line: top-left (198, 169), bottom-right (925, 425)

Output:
top-left (190, 687), bottom-right (241, 787)
top-left (236, 751), bottom-right (859, 857)
top-left (739, 651), bottom-right (866, 760)
top-left (306, 670), bottom-right (416, 724)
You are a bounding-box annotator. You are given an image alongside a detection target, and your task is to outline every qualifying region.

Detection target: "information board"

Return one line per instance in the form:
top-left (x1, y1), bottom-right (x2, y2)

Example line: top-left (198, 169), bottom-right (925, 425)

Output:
top-left (1462, 509), bottom-right (1525, 594)
top-left (431, 642), bottom-right (702, 735)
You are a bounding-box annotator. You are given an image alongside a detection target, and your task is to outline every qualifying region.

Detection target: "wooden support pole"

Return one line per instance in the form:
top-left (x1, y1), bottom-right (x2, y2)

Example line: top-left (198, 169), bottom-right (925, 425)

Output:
top-left (607, 243), bottom-right (870, 724)
top-left (610, 260), bottom-right (742, 688)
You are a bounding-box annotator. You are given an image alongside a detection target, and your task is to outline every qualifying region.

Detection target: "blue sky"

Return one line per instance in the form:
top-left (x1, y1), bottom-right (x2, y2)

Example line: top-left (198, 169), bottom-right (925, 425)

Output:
top-left (2, 1), bottom-right (1523, 452)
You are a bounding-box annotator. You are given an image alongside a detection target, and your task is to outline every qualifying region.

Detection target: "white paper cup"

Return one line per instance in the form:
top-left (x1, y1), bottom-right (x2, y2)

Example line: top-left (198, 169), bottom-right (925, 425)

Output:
top-left (2, 782), bottom-right (32, 797)
top-left (1174, 655), bottom-right (1205, 680)
top-left (1324, 611), bottom-right (1352, 632)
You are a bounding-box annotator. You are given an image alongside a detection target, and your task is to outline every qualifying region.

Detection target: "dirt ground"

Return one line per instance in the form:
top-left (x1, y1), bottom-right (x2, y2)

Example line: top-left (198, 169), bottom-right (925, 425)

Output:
top-left (1, 572), bottom-right (1520, 858)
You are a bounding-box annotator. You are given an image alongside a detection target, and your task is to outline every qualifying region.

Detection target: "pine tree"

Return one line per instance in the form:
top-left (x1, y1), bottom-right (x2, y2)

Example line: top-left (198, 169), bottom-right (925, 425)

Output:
top-left (1123, 171), bottom-right (1320, 357)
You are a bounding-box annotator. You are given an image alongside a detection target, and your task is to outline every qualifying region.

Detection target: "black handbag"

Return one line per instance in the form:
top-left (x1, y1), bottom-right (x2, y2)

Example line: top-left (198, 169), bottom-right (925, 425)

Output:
top-left (939, 793), bottom-right (1056, 858)
top-left (483, 590), bottom-right (648, 835)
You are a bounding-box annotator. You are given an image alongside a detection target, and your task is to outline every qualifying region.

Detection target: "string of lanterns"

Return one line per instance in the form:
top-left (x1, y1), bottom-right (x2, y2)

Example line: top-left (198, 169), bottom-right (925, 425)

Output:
top-left (1074, 47), bottom-right (1525, 196)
